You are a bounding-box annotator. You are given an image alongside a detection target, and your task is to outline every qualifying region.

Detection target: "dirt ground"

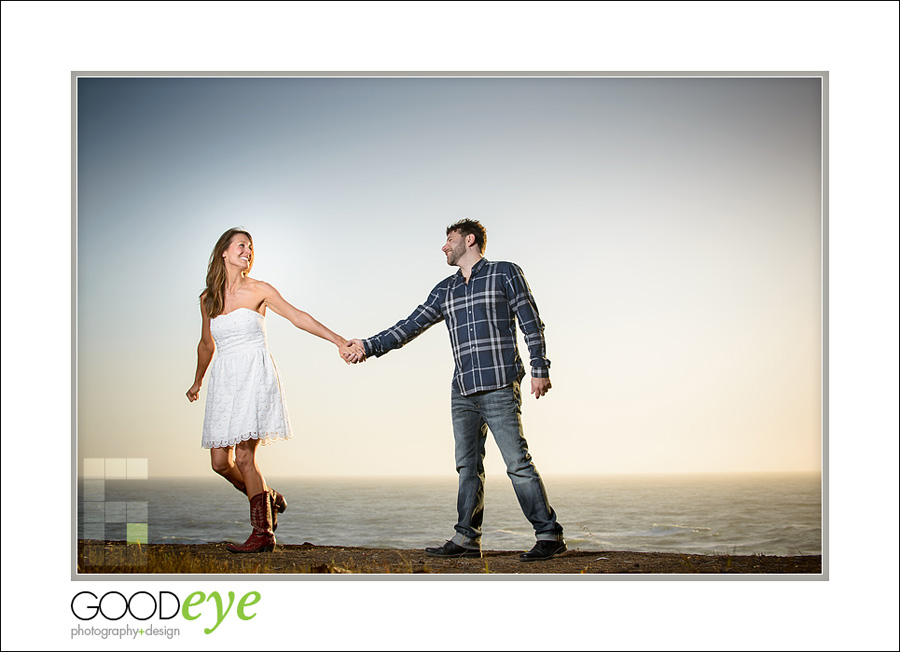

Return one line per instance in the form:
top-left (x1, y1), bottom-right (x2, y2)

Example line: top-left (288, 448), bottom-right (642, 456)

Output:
top-left (78, 540), bottom-right (822, 575)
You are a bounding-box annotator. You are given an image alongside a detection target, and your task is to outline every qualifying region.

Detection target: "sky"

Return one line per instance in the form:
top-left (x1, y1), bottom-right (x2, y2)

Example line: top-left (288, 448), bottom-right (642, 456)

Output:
top-left (76, 74), bottom-right (823, 478)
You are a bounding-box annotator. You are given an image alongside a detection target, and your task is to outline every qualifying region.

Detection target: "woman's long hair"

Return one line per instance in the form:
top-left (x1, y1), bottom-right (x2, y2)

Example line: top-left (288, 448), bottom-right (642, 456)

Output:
top-left (200, 228), bottom-right (254, 319)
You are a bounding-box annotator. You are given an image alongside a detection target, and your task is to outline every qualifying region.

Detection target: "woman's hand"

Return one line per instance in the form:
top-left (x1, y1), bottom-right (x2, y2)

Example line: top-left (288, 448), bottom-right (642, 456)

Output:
top-left (186, 383), bottom-right (202, 402)
top-left (339, 339), bottom-right (366, 364)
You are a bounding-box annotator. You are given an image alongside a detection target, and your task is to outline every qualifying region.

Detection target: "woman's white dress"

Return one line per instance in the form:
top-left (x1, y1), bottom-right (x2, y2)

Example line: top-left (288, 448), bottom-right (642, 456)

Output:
top-left (201, 308), bottom-right (292, 448)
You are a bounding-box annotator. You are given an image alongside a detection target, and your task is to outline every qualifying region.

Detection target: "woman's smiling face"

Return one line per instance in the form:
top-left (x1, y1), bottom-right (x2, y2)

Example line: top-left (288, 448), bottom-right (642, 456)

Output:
top-left (224, 234), bottom-right (253, 271)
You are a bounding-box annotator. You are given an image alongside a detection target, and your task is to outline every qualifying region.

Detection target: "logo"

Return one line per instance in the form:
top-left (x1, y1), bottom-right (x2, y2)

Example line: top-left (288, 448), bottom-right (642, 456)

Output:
top-left (70, 590), bottom-right (261, 637)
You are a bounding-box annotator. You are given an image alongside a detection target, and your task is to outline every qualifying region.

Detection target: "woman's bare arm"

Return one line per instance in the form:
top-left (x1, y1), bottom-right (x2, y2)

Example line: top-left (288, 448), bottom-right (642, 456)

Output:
top-left (186, 296), bottom-right (215, 401)
top-left (258, 282), bottom-right (363, 362)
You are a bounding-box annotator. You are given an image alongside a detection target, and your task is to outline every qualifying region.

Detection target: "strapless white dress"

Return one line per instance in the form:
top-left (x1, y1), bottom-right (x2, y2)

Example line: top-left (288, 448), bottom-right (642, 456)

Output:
top-left (201, 308), bottom-right (292, 449)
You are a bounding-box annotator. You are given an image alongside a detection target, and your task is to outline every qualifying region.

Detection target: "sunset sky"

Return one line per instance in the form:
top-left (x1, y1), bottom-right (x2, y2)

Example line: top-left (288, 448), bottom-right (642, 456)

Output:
top-left (76, 74), bottom-right (823, 478)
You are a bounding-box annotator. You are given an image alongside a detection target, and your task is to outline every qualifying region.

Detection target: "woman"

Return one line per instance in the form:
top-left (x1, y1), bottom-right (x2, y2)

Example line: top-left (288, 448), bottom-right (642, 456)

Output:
top-left (186, 228), bottom-right (361, 553)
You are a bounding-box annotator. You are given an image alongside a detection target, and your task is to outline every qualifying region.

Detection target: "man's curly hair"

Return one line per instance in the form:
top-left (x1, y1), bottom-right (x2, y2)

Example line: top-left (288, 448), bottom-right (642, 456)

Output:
top-left (446, 218), bottom-right (487, 253)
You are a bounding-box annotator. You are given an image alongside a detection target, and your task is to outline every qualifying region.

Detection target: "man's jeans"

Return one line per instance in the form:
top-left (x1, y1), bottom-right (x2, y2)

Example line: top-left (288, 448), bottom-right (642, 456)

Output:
top-left (449, 381), bottom-right (563, 549)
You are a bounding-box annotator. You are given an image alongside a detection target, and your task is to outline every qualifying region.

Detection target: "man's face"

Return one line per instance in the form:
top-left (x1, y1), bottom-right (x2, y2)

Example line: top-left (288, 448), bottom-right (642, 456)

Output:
top-left (442, 230), bottom-right (467, 266)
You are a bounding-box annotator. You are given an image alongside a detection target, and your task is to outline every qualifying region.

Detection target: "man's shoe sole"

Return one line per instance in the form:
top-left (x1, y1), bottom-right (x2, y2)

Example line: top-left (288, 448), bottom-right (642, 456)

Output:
top-left (519, 546), bottom-right (567, 562)
top-left (424, 549), bottom-right (482, 558)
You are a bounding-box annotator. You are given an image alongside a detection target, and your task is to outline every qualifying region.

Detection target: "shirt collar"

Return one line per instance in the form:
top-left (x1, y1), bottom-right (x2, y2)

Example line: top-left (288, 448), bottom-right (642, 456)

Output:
top-left (457, 256), bottom-right (488, 279)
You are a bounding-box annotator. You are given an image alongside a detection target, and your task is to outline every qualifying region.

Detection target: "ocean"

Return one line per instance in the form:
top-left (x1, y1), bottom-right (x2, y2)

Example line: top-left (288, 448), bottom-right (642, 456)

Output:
top-left (77, 473), bottom-right (822, 556)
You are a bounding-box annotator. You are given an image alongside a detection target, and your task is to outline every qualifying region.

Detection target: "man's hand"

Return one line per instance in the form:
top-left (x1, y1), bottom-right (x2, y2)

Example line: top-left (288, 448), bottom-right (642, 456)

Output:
top-left (340, 339), bottom-right (367, 364)
top-left (531, 377), bottom-right (551, 399)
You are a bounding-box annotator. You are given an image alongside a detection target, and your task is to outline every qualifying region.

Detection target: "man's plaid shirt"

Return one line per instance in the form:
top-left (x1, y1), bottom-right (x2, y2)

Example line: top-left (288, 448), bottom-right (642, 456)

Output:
top-left (363, 258), bottom-right (550, 396)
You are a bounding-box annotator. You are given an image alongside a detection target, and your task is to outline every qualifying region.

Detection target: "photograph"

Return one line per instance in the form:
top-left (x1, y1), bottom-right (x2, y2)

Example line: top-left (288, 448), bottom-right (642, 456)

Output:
top-left (74, 72), bottom-right (824, 577)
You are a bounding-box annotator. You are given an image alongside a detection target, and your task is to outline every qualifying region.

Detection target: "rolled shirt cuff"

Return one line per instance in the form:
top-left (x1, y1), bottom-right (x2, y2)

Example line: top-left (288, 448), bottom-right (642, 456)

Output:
top-left (531, 365), bottom-right (550, 378)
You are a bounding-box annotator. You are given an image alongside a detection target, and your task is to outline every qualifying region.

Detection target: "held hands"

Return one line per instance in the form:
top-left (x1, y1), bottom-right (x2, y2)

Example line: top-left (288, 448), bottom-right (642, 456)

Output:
top-left (339, 339), bottom-right (367, 365)
top-left (531, 376), bottom-right (551, 399)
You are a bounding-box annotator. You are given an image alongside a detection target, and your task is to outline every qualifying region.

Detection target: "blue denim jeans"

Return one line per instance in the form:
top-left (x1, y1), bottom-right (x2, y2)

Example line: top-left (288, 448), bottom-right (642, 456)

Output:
top-left (449, 381), bottom-right (564, 549)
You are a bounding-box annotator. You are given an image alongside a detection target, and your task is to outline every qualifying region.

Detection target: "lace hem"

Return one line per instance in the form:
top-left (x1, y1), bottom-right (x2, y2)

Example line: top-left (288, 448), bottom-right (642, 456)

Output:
top-left (202, 431), bottom-right (292, 449)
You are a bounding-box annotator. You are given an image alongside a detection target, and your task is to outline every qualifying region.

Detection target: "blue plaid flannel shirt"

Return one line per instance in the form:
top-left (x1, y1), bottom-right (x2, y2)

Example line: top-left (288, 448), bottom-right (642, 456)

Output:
top-left (363, 258), bottom-right (550, 396)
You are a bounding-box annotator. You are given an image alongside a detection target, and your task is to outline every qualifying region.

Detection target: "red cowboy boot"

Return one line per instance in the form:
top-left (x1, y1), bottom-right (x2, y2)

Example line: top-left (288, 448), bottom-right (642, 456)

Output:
top-left (227, 492), bottom-right (276, 553)
top-left (235, 485), bottom-right (286, 531)
top-left (268, 488), bottom-right (287, 532)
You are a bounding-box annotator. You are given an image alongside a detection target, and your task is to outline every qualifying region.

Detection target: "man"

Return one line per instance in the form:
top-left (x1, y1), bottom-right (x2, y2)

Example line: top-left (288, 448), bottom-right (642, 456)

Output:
top-left (349, 219), bottom-right (565, 561)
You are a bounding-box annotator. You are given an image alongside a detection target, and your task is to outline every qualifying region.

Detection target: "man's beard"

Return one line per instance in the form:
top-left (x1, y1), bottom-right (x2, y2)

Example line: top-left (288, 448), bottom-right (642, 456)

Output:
top-left (446, 242), bottom-right (466, 266)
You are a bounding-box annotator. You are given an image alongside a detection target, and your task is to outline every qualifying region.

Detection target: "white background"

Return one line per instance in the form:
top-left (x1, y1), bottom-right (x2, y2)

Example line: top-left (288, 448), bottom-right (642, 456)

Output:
top-left (1, 1), bottom-right (898, 650)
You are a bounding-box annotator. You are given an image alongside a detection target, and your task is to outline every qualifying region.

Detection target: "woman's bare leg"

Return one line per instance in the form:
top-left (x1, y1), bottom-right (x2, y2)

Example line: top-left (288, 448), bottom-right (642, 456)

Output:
top-left (234, 439), bottom-right (268, 498)
top-left (210, 447), bottom-right (246, 492)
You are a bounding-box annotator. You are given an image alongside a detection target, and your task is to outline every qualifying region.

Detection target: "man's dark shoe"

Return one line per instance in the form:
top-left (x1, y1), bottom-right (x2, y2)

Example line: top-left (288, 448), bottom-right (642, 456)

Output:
top-left (424, 540), bottom-right (482, 558)
top-left (519, 539), bottom-right (567, 561)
